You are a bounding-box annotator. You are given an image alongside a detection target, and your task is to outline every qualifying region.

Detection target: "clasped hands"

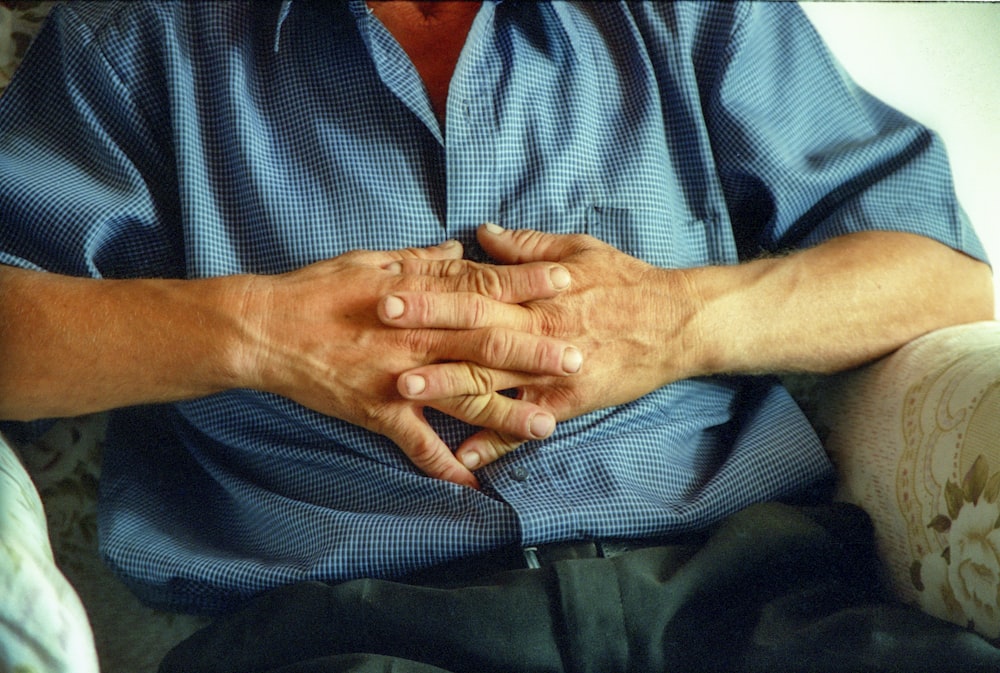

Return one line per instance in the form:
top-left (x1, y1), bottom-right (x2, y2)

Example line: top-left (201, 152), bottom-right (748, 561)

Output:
top-left (250, 223), bottom-right (696, 489)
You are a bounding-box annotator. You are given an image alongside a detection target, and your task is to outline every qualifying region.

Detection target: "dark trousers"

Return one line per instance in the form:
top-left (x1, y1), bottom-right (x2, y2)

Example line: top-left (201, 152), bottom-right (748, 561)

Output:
top-left (160, 502), bottom-right (1000, 673)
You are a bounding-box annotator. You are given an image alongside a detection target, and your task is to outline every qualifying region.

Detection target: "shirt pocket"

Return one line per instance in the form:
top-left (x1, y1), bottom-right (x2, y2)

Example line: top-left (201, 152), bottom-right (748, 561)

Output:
top-left (585, 205), bottom-right (711, 269)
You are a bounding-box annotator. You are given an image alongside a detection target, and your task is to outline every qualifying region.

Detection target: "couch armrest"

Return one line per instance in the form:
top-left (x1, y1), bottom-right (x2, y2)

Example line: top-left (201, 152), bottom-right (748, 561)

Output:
top-left (0, 429), bottom-right (99, 673)
top-left (813, 321), bottom-right (1000, 640)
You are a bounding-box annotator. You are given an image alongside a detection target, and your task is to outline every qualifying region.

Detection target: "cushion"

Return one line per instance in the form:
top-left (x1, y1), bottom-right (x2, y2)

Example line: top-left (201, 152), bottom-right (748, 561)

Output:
top-left (819, 321), bottom-right (1000, 642)
top-left (0, 430), bottom-right (99, 673)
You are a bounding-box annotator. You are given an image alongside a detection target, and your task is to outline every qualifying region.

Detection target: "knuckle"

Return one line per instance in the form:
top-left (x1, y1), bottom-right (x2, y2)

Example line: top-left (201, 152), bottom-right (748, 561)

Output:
top-left (408, 294), bottom-right (433, 323)
top-left (447, 259), bottom-right (474, 277)
top-left (393, 259), bottom-right (465, 284)
top-left (407, 440), bottom-right (460, 481)
top-left (532, 340), bottom-right (561, 373)
top-left (392, 258), bottom-right (425, 275)
top-left (406, 437), bottom-right (440, 465)
top-left (481, 434), bottom-right (522, 462)
top-left (429, 259), bottom-right (468, 278)
top-left (530, 305), bottom-right (571, 338)
top-left (451, 393), bottom-right (493, 423)
top-left (452, 363), bottom-right (496, 396)
top-left (468, 295), bottom-right (489, 329)
top-left (504, 263), bottom-right (543, 299)
top-left (400, 327), bottom-right (433, 355)
top-left (480, 328), bottom-right (516, 368)
top-left (510, 228), bottom-right (545, 250)
top-left (339, 248), bottom-right (370, 261)
top-left (559, 231), bottom-right (599, 252)
top-left (471, 267), bottom-right (504, 300)
top-left (359, 401), bottom-right (394, 432)
top-left (398, 245), bottom-right (428, 259)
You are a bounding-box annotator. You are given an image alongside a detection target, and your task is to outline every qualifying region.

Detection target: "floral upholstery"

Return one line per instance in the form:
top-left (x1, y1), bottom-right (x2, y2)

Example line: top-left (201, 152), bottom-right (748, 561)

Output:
top-left (0, 1), bottom-right (53, 96)
top-left (817, 321), bottom-right (1000, 641)
top-left (10, 416), bottom-right (209, 673)
top-left (0, 430), bottom-right (99, 673)
top-left (2, 2), bottom-right (999, 671)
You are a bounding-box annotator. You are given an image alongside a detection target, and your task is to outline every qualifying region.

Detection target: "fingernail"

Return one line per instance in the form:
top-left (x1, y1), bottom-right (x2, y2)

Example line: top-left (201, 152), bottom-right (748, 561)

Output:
top-left (385, 261), bottom-right (403, 274)
top-left (529, 413), bottom-right (555, 439)
top-left (484, 222), bottom-right (504, 235)
top-left (403, 374), bottom-right (426, 397)
top-left (562, 347), bottom-right (583, 374)
top-left (549, 266), bottom-right (571, 290)
top-left (383, 295), bottom-right (404, 319)
top-left (461, 452), bottom-right (482, 469)
top-left (440, 239), bottom-right (461, 250)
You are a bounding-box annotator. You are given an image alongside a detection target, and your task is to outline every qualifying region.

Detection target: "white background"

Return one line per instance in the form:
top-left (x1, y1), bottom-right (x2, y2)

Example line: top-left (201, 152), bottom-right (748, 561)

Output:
top-left (802, 1), bottom-right (1000, 317)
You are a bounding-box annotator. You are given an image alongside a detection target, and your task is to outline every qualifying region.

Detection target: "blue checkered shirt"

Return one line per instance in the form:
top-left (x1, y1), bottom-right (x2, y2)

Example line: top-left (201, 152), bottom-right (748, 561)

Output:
top-left (0, 1), bottom-right (985, 614)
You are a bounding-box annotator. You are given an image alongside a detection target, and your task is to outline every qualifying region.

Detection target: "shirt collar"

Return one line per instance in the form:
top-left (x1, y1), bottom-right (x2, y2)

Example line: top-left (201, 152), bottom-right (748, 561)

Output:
top-left (545, 2), bottom-right (586, 62)
top-left (274, 0), bottom-right (294, 53)
top-left (275, 1), bottom-right (583, 61)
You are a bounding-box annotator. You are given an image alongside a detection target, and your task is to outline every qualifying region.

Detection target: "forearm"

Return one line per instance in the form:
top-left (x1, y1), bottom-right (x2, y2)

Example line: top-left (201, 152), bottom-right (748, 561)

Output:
top-left (686, 231), bottom-right (995, 377)
top-left (382, 226), bottom-right (994, 470)
top-left (0, 266), bottom-right (250, 420)
top-left (0, 248), bottom-right (578, 485)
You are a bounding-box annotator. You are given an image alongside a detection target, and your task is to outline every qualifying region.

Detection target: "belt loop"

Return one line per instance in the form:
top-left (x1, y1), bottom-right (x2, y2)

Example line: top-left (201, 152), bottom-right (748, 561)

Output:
top-left (522, 542), bottom-right (600, 568)
top-left (523, 546), bottom-right (542, 569)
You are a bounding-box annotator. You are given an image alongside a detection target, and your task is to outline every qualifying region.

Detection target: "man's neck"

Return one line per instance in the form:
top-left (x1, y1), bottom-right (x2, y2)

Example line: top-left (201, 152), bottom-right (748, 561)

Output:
top-left (368, 2), bottom-right (480, 22)
top-left (366, 1), bottom-right (482, 123)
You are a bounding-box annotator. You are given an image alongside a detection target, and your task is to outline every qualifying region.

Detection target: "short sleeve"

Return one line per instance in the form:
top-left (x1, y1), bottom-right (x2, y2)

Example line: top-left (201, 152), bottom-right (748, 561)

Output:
top-left (0, 3), bottom-right (182, 279)
top-left (704, 2), bottom-right (987, 264)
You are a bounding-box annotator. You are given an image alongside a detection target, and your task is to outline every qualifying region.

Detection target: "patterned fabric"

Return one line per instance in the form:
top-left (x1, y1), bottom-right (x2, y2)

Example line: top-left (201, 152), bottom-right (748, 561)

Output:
top-left (0, 1), bottom-right (54, 95)
top-left (0, 1), bottom-right (985, 614)
top-left (818, 321), bottom-right (1000, 643)
top-left (13, 416), bottom-right (210, 673)
top-left (0, 431), bottom-right (99, 673)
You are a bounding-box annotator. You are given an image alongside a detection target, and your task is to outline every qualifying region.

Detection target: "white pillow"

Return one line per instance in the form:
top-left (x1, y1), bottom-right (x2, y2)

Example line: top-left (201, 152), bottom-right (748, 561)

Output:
top-left (0, 431), bottom-right (99, 673)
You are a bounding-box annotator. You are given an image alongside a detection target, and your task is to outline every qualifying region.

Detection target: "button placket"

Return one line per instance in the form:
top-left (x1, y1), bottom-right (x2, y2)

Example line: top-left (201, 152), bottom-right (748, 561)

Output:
top-left (442, 10), bottom-right (500, 245)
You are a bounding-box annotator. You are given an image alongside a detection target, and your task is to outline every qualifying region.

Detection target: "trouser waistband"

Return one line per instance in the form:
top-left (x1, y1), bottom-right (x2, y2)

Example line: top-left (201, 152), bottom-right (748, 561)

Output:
top-left (399, 533), bottom-right (709, 588)
top-left (521, 537), bottom-right (687, 568)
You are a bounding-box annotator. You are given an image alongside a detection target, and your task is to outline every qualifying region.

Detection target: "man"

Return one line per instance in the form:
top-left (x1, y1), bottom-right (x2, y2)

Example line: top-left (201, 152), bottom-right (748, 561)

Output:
top-left (0, 1), bottom-right (994, 671)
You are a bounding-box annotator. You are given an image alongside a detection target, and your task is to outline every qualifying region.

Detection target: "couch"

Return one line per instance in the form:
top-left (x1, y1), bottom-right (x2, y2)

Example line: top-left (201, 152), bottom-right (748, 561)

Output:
top-left (3, 3), bottom-right (1000, 672)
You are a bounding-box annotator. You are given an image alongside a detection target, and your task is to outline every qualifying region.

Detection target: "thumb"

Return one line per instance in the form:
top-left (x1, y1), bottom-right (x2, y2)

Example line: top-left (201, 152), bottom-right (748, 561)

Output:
top-left (477, 223), bottom-right (589, 265)
top-left (455, 428), bottom-right (527, 473)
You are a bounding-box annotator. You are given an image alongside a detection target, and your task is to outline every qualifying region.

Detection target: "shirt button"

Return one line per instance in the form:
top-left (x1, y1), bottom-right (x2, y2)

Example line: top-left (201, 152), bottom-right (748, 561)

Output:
top-left (509, 465), bottom-right (529, 482)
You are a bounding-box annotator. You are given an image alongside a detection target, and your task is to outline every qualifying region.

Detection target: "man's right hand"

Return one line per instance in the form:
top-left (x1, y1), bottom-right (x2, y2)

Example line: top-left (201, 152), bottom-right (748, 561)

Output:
top-left (219, 241), bottom-right (581, 488)
top-left (0, 241), bottom-right (579, 488)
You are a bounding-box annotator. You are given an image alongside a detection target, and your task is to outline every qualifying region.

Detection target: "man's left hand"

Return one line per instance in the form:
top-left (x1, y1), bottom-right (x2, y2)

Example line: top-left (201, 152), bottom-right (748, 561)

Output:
top-left (382, 224), bottom-right (996, 475)
top-left (380, 223), bottom-right (701, 469)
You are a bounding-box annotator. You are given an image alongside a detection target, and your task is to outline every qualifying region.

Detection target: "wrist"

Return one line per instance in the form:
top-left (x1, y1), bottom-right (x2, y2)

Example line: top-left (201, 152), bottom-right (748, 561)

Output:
top-left (674, 260), bottom-right (777, 379)
top-left (217, 273), bottom-right (276, 393)
top-left (648, 266), bottom-right (714, 383)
